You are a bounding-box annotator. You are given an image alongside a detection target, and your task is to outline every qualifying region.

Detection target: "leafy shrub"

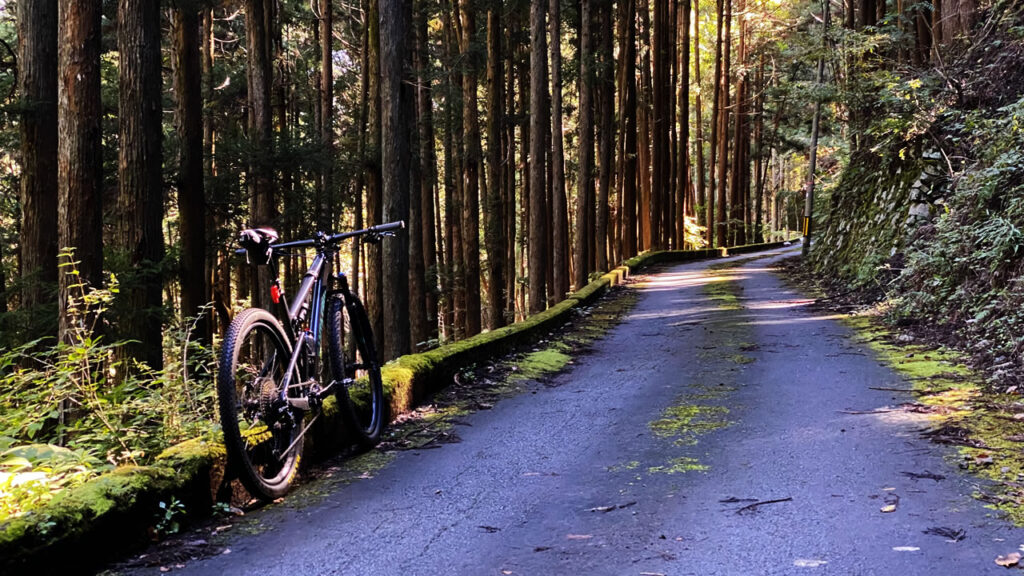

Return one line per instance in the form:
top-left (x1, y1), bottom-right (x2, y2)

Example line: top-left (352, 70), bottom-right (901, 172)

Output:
top-left (0, 259), bottom-right (218, 521)
top-left (891, 96), bottom-right (1024, 363)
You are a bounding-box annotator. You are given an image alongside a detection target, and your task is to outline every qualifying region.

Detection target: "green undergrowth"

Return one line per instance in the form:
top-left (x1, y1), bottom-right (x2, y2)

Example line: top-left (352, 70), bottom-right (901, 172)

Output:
top-left (0, 277), bottom-right (218, 524)
top-left (842, 311), bottom-right (1024, 524)
top-left (810, 6), bottom-right (1024, 382)
top-left (886, 93), bottom-right (1024, 369)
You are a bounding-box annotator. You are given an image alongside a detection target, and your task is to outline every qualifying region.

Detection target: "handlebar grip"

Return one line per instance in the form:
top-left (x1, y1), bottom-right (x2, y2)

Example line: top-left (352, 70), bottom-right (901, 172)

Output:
top-left (370, 221), bottom-right (405, 234)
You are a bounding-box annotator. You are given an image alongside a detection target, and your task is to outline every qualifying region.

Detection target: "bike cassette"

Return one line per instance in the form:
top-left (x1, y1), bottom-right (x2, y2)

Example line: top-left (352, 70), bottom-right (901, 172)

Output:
top-left (255, 376), bottom-right (279, 417)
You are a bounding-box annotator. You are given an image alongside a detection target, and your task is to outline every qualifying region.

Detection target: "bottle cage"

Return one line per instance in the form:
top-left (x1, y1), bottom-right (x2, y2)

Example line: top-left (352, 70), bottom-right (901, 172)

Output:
top-left (239, 227), bottom-right (279, 266)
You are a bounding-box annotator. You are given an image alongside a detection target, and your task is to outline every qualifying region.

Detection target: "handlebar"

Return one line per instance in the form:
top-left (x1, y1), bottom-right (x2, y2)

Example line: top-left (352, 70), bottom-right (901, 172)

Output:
top-left (234, 221), bottom-right (405, 256)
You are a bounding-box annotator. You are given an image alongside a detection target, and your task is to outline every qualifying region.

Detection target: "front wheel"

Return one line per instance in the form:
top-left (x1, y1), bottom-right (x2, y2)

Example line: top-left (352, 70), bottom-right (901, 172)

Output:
top-left (217, 308), bottom-right (302, 500)
top-left (327, 295), bottom-right (386, 448)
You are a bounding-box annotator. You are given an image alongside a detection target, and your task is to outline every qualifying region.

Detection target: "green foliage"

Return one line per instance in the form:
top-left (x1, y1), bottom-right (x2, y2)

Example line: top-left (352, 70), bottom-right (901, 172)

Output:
top-left (153, 497), bottom-right (186, 537)
top-left (0, 259), bottom-right (217, 522)
top-left (891, 96), bottom-right (1024, 359)
top-left (0, 442), bottom-right (102, 521)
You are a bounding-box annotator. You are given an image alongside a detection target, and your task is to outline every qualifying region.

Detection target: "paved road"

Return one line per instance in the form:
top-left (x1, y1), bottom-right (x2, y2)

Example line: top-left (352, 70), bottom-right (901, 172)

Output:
top-left (121, 246), bottom-right (1024, 575)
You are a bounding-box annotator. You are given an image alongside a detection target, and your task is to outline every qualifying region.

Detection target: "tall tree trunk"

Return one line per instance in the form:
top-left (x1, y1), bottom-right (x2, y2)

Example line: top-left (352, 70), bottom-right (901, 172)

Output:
top-left (613, 0), bottom-right (628, 261)
top-left (353, 0), bottom-right (370, 303)
top-left (753, 53), bottom-right (765, 242)
top-left (379, 0), bottom-right (412, 359)
top-left (504, 32), bottom-right (517, 321)
top-left (17, 0), bottom-right (58, 332)
top-left (637, 0), bottom-right (652, 251)
top-left (576, 0), bottom-right (595, 289)
top-left (650, 0), bottom-right (669, 250)
top-left (667, 0), bottom-right (677, 249)
top-left (441, 78), bottom-right (458, 338)
top-left (518, 40), bottom-right (530, 319)
top-left (729, 0), bottom-right (746, 246)
top-left (544, 88), bottom-right (555, 305)
top-left (619, 0), bottom-right (638, 259)
top-left (549, 0), bottom-right (570, 301)
top-left (173, 2), bottom-right (209, 345)
top-left (319, 0), bottom-right (334, 231)
top-left (528, 0), bottom-right (548, 313)
top-left (485, 6), bottom-right (508, 327)
top-left (442, 0), bottom-right (465, 337)
top-left (407, 3), bottom-right (428, 350)
top-left (415, 0), bottom-right (439, 339)
top-left (245, 0), bottom-right (275, 312)
top-left (58, 0), bottom-right (104, 344)
top-left (715, 0), bottom-right (731, 249)
top-left (707, 0), bottom-right (724, 247)
top-left (459, 0), bottom-right (483, 336)
top-left (693, 0), bottom-right (706, 230)
top-left (366, 0), bottom-right (385, 352)
top-left (596, 3), bottom-right (614, 272)
top-left (202, 7), bottom-right (229, 336)
top-left (677, 0), bottom-right (691, 246)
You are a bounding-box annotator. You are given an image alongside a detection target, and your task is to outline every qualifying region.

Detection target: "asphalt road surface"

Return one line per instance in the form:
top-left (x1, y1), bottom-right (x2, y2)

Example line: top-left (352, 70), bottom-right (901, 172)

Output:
top-left (119, 246), bottom-right (1024, 575)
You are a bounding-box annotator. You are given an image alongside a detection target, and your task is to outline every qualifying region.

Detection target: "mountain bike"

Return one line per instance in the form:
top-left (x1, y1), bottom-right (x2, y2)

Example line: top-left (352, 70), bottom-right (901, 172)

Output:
top-left (217, 221), bottom-right (404, 500)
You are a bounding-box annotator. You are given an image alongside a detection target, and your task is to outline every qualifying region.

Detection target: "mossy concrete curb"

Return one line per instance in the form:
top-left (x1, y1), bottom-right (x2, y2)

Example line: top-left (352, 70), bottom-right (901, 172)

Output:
top-left (0, 239), bottom-right (795, 574)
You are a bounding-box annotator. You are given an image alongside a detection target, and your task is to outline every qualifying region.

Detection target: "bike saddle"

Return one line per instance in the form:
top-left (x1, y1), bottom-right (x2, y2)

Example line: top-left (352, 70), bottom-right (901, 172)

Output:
top-left (239, 227), bottom-right (279, 265)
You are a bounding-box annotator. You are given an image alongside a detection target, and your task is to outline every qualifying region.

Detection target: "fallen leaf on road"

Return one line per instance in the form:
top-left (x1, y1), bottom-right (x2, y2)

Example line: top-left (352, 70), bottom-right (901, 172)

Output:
top-left (996, 552), bottom-right (1021, 567)
top-left (880, 494), bottom-right (900, 513)
top-left (892, 546), bottom-right (920, 552)
top-left (793, 558), bottom-right (828, 567)
top-left (567, 534), bottom-right (593, 540)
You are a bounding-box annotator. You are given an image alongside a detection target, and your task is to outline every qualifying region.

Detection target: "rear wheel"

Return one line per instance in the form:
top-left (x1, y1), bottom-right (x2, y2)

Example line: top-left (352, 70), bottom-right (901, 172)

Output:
top-left (217, 308), bottom-right (302, 500)
top-left (327, 295), bottom-right (385, 448)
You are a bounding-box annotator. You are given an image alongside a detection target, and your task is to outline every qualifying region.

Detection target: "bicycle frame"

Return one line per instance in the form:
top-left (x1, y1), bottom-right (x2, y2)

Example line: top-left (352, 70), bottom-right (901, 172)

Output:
top-left (267, 238), bottom-right (337, 410)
